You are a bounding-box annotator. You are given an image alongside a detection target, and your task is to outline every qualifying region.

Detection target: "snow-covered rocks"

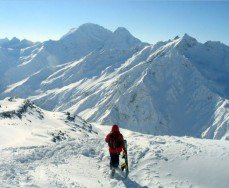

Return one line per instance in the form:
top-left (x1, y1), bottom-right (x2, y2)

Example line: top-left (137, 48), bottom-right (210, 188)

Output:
top-left (0, 97), bottom-right (97, 147)
top-left (0, 97), bottom-right (43, 119)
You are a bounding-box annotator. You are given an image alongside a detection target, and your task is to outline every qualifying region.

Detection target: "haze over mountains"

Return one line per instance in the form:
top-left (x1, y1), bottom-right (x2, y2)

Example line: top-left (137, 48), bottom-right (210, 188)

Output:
top-left (0, 23), bottom-right (228, 139)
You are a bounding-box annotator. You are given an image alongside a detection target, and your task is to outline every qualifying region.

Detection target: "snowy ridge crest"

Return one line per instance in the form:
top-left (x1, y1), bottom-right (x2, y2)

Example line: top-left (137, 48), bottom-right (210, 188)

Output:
top-left (0, 24), bottom-right (229, 139)
top-left (0, 97), bottom-right (97, 147)
top-left (0, 97), bottom-right (43, 119)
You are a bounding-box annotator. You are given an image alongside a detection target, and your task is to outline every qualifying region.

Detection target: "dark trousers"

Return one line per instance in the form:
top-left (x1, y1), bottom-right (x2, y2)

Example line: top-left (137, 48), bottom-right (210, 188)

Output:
top-left (110, 153), bottom-right (120, 169)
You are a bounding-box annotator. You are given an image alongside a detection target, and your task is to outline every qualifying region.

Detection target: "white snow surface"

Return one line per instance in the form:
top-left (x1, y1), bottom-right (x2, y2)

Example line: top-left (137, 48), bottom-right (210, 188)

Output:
top-left (0, 97), bottom-right (97, 148)
top-left (0, 99), bottom-right (229, 188)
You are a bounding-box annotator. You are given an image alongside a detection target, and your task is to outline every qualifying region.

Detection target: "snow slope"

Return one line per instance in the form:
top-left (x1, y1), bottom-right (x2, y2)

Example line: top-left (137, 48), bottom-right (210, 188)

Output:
top-left (0, 97), bottom-right (97, 148)
top-left (1, 106), bottom-right (229, 188)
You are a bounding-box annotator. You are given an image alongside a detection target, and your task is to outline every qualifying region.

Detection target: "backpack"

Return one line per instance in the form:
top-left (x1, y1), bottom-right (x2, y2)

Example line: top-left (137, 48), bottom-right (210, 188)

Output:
top-left (108, 133), bottom-right (123, 149)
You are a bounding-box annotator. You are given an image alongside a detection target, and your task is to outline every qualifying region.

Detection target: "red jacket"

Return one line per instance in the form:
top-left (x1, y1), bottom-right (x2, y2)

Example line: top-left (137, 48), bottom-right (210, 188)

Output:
top-left (105, 125), bottom-right (125, 154)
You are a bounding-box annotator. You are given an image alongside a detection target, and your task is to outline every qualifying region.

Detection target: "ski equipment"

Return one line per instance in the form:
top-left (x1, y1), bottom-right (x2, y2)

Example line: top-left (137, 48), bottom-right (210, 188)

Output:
top-left (121, 139), bottom-right (129, 178)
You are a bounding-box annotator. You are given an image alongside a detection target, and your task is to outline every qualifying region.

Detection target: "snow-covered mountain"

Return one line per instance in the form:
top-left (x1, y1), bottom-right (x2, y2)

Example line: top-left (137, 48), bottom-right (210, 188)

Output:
top-left (0, 37), bottom-right (35, 86)
top-left (0, 23), bottom-right (143, 87)
top-left (0, 37), bottom-right (34, 49)
top-left (0, 100), bottom-right (229, 187)
top-left (0, 24), bottom-right (228, 139)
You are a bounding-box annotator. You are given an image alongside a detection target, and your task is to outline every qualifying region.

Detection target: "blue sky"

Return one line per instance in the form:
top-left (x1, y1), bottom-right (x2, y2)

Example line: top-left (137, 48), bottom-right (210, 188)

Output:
top-left (0, 0), bottom-right (229, 45)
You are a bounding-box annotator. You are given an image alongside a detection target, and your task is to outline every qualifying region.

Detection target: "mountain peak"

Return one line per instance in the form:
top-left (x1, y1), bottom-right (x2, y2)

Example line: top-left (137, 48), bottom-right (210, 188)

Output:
top-left (60, 23), bottom-right (142, 51)
top-left (0, 37), bottom-right (9, 41)
top-left (182, 33), bottom-right (197, 42)
top-left (63, 23), bottom-right (105, 34)
top-left (0, 37), bottom-right (33, 49)
top-left (174, 33), bottom-right (198, 49)
top-left (0, 38), bottom-right (10, 45)
top-left (10, 37), bottom-right (20, 43)
top-left (78, 23), bottom-right (103, 30)
top-left (102, 26), bottom-right (142, 50)
top-left (174, 35), bottom-right (180, 40)
top-left (61, 23), bottom-right (112, 41)
top-left (114, 27), bottom-right (130, 35)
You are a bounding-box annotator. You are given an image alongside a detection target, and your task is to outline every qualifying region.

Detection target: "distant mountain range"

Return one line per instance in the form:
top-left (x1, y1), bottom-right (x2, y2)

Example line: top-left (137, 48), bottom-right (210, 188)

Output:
top-left (0, 23), bottom-right (228, 139)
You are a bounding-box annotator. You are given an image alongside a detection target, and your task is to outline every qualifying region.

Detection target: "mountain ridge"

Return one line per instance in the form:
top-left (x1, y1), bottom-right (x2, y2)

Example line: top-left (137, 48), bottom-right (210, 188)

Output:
top-left (0, 23), bottom-right (228, 139)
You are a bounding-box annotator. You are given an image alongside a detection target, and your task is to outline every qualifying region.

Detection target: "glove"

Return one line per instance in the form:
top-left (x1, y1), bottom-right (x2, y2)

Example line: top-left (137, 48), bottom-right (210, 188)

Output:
top-left (122, 151), bottom-right (126, 158)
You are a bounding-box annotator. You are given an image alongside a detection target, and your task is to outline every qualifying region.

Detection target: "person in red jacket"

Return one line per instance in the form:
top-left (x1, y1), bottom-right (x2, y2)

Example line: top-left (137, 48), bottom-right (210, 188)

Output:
top-left (105, 124), bottom-right (126, 171)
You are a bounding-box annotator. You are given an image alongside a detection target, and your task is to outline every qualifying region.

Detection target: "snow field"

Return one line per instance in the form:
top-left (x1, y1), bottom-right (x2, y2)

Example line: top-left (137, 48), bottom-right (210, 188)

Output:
top-left (1, 98), bottom-right (229, 187)
top-left (1, 118), bottom-right (229, 187)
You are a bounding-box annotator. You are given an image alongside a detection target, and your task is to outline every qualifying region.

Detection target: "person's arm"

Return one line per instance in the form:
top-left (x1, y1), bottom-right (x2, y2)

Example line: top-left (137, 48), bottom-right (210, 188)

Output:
top-left (105, 133), bottom-right (110, 143)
